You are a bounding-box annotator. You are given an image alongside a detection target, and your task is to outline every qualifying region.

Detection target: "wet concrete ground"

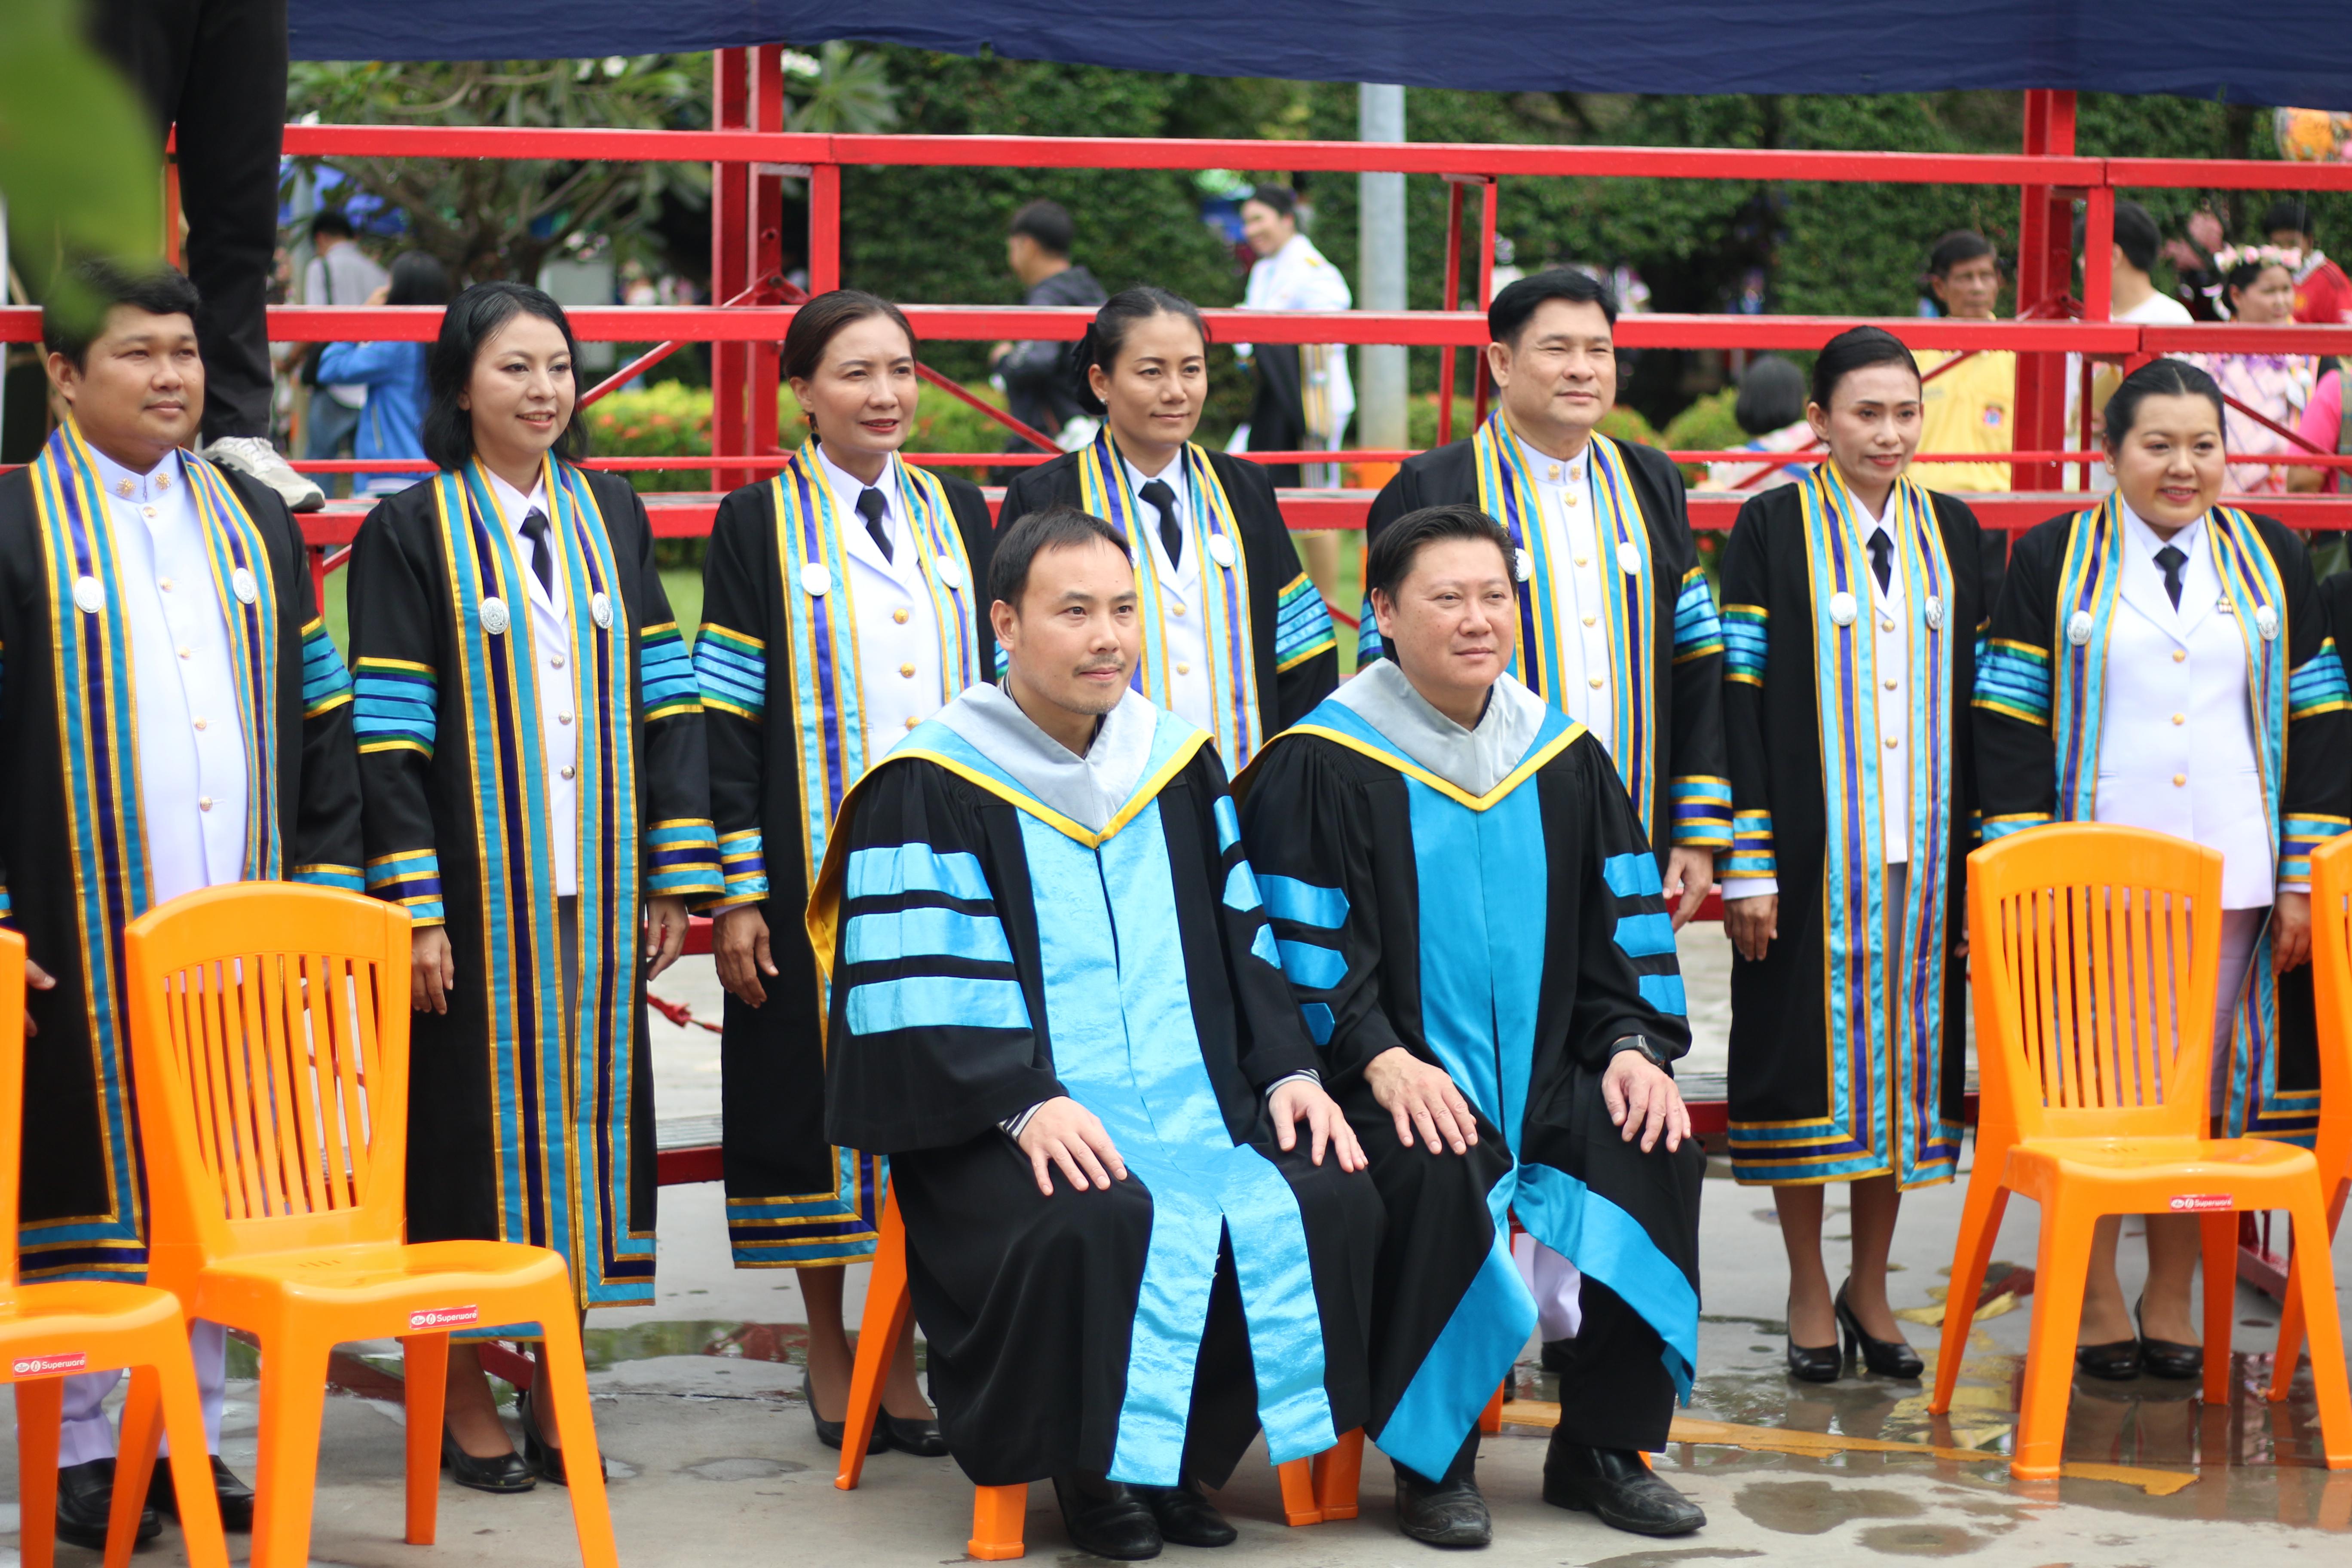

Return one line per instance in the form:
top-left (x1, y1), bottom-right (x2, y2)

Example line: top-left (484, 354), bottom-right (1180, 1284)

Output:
top-left (7, 933), bottom-right (2349, 1564)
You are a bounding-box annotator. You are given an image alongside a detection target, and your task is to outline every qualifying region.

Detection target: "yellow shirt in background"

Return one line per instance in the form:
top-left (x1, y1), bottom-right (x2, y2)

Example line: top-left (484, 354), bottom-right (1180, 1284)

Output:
top-left (1917, 349), bottom-right (2015, 493)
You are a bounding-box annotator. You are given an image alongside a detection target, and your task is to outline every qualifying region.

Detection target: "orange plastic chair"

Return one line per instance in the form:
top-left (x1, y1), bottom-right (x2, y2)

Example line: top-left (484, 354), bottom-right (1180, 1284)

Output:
top-left (1930, 824), bottom-right (2352, 1477)
top-left (113, 884), bottom-right (619, 1568)
top-left (2270, 834), bottom-right (2352, 1400)
top-left (835, 1185), bottom-right (1362, 1557)
top-left (0, 929), bottom-right (230, 1568)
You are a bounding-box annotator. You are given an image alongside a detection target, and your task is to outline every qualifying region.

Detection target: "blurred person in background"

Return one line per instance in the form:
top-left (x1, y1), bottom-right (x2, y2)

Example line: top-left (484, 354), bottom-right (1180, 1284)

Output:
top-left (2289, 360), bottom-right (2348, 496)
top-left (1234, 183), bottom-right (1353, 596)
top-left (1915, 231), bottom-right (2015, 494)
top-left (315, 252), bottom-right (450, 499)
top-left (2071, 200), bottom-right (2193, 491)
top-left (299, 209), bottom-right (387, 496)
top-left (2263, 200), bottom-right (2352, 325)
top-left (989, 199), bottom-right (1107, 471)
top-left (1706, 355), bottom-right (1813, 492)
top-left (2190, 246), bottom-right (2319, 496)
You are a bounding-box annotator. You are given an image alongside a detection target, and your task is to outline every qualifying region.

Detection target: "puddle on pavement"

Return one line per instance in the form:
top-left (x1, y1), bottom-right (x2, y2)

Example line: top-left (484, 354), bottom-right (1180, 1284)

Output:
top-left (1733, 1479), bottom-right (1923, 1533)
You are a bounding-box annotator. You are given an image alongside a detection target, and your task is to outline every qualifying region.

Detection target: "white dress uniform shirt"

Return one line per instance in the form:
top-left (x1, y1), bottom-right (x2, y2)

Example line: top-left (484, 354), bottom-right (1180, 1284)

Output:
top-left (66, 444), bottom-right (238, 1464)
top-left (1723, 487), bottom-right (1910, 903)
top-left (92, 446), bottom-right (250, 904)
top-left (1123, 450), bottom-right (1217, 732)
top-left (1512, 431), bottom-right (1617, 759)
top-left (813, 443), bottom-right (947, 756)
top-left (1241, 232), bottom-right (1356, 434)
top-left (2091, 503), bottom-right (2280, 908)
top-left (484, 469), bottom-right (580, 897)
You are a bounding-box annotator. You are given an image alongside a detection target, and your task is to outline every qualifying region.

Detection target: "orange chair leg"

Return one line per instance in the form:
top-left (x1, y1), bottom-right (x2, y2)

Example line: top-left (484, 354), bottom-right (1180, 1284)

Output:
top-left (2286, 1191), bottom-right (2352, 1469)
top-left (2271, 1182), bottom-right (2348, 1403)
top-left (153, 1354), bottom-right (232, 1568)
top-left (251, 1338), bottom-right (332, 1568)
top-left (836, 1191), bottom-right (911, 1493)
top-left (2012, 1192), bottom-right (2092, 1480)
top-left (1276, 1457), bottom-right (1322, 1526)
top-left (1311, 1427), bottom-right (1363, 1521)
top-left (18, 1377), bottom-right (61, 1568)
top-left (1930, 1176), bottom-right (2009, 1414)
top-left (105, 1367), bottom-right (163, 1568)
top-left (534, 1306), bottom-right (622, 1568)
top-left (2199, 1211), bottom-right (2237, 1407)
top-left (401, 1332), bottom-right (450, 1545)
top-left (968, 1482), bottom-right (1028, 1560)
top-left (1478, 1380), bottom-right (1504, 1435)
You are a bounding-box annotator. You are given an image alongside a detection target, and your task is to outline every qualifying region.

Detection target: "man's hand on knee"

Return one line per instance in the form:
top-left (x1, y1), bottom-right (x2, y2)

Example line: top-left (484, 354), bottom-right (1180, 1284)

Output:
top-left (1017, 1097), bottom-right (1128, 1196)
top-left (1269, 1078), bottom-right (1368, 1172)
top-left (1602, 1052), bottom-right (1691, 1154)
top-left (1364, 1047), bottom-right (1479, 1155)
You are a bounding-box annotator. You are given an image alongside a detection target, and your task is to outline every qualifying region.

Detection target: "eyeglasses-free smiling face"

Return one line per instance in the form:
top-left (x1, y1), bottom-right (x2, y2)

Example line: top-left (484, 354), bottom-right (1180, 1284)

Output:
top-left (991, 536), bottom-right (1143, 750)
top-left (1490, 298), bottom-right (1616, 454)
top-left (459, 311), bottom-right (575, 487)
top-left (2107, 391), bottom-right (2225, 534)
top-left (1090, 310), bottom-right (1207, 470)
top-left (792, 312), bottom-right (919, 474)
top-left (49, 305), bottom-right (204, 470)
top-left (1807, 362), bottom-right (1923, 508)
top-left (1372, 536), bottom-right (1521, 728)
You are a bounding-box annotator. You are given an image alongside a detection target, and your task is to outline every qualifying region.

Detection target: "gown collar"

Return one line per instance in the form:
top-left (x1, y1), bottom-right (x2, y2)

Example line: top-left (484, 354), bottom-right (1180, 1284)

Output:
top-left (1328, 659), bottom-right (1549, 798)
top-left (933, 683), bottom-right (1174, 834)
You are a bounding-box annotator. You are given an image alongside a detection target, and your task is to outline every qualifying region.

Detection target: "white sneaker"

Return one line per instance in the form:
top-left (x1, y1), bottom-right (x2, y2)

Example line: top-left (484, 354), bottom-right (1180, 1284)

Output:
top-left (201, 436), bottom-right (326, 512)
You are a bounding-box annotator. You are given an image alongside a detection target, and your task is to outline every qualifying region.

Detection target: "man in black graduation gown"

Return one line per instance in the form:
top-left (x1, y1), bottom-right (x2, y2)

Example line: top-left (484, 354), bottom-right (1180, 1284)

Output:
top-left (1239, 502), bottom-right (1706, 1545)
top-left (2, 261), bottom-right (361, 1544)
top-left (812, 505), bottom-right (1382, 1560)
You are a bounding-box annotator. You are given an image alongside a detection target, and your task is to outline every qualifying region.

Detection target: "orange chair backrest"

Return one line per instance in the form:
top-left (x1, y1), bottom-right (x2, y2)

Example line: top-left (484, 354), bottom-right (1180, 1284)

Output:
top-left (122, 885), bottom-right (413, 1288)
top-left (0, 928), bottom-right (24, 1294)
top-left (1966, 824), bottom-right (2224, 1144)
top-left (2305, 836), bottom-right (2352, 1168)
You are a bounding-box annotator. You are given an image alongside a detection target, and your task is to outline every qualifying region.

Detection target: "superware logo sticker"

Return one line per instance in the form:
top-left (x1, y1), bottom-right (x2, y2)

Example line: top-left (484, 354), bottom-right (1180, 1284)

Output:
top-left (408, 1305), bottom-right (481, 1330)
top-left (2168, 1194), bottom-right (2233, 1213)
top-left (12, 1353), bottom-right (89, 1376)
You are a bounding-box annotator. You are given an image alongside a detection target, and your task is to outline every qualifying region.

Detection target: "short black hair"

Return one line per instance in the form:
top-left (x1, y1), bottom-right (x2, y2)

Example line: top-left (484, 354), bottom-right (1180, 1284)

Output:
top-left (1245, 184), bottom-right (1298, 220)
top-left (421, 281), bottom-right (590, 473)
top-left (1810, 325), bottom-right (1920, 410)
top-left (989, 505), bottom-right (1132, 612)
top-left (2113, 201), bottom-right (2161, 275)
top-left (2103, 358), bottom-right (2225, 453)
top-left (1009, 199), bottom-right (1075, 257)
top-left (42, 258), bottom-right (202, 371)
top-left (1488, 267), bottom-right (1618, 350)
top-left (1926, 230), bottom-right (1997, 279)
top-left (385, 251), bottom-right (450, 308)
top-left (311, 209), bottom-right (356, 241)
top-left (2262, 199), bottom-right (2314, 238)
top-left (1365, 502), bottom-right (1514, 606)
top-left (1074, 288), bottom-right (1210, 417)
top-left (1733, 355), bottom-right (1807, 436)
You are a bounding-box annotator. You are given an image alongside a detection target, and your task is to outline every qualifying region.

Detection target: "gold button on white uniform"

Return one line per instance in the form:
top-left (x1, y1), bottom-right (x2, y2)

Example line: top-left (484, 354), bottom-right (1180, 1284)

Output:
top-left (2172, 649), bottom-right (2187, 663)
top-left (1177, 662), bottom-right (1192, 675)
top-left (142, 505), bottom-right (158, 521)
top-left (1171, 603), bottom-right (1185, 617)
top-left (2173, 773), bottom-right (2187, 787)
top-left (558, 712), bottom-right (573, 726)
top-left (2172, 714), bottom-right (2185, 726)
top-left (1582, 614), bottom-right (1598, 627)
top-left (1880, 617), bottom-right (1896, 632)
top-left (1574, 556), bottom-right (1589, 568)
top-left (192, 717), bottom-right (207, 731)
top-left (560, 765), bottom-right (576, 781)
top-left (158, 577), bottom-right (174, 592)
top-left (1885, 736), bottom-right (1900, 749)
top-left (900, 663), bottom-right (916, 679)
top-left (198, 796), bottom-right (213, 811)
top-left (1588, 675), bottom-right (1605, 689)
top-left (177, 646), bottom-right (192, 660)
top-left (892, 608), bottom-right (910, 625)
top-left (1883, 677), bottom-right (1898, 690)
top-left (903, 715), bottom-right (919, 730)
top-left (550, 653), bottom-right (566, 669)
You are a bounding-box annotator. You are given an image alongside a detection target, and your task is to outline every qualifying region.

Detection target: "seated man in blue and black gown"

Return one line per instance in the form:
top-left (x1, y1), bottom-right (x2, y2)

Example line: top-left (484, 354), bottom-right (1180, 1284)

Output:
top-left (1237, 502), bottom-right (1707, 1547)
top-left (812, 504), bottom-right (1382, 1561)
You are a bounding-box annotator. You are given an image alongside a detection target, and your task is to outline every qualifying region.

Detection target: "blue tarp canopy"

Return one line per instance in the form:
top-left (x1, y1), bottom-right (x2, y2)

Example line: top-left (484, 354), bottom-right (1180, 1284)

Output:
top-left (289, 1), bottom-right (2352, 107)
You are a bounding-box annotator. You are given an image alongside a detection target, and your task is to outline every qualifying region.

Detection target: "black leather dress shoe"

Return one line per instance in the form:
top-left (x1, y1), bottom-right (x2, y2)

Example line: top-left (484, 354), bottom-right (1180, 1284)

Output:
top-left (58, 1457), bottom-right (163, 1551)
top-left (1130, 1478), bottom-right (1237, 1547)
top-left (147, 1454), bottom-right (255, 1531)
top-left (1393, 1466), bottom-right (1492, 1548)
top-left (803, 1367), bottom-right (886, 1454)
top-left (1786, 1336), bottom-right (1842, 1382)
top-left (2136, 1300), bottom-right (2203, 1381)
top-left (1051, 1471), bottom-right (1163, 1559)
top-left (1541, 1442), bottom-right (1705, 1536)
top-left (441, 1430), bottom-right (536, 1494)
top-left (878, 1410), bottom-right (950, 1457)
top-left (518, 1382), bottom-right (608, 1487)
top-left (1835, 1282), bottom-right (1923, 1380)
top-left (2073, 1338), bottom-right (2143, 1381)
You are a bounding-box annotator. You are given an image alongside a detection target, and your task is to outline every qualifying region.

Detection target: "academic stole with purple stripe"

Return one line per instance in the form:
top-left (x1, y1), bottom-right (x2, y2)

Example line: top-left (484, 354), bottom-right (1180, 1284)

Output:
top-left (1796, 466), bottom-right (1959, 1186)
top-left (2046, 497), bottom-right (2302, 1140)
top-left (431, 457), bottom-right (650, 1305)
top-left (23, 422), bottom-right (281, 1280)
top-left (1075, 433), bottom-right (1264, 767)
top-left (1470, 416), bottom-right (1659, 842)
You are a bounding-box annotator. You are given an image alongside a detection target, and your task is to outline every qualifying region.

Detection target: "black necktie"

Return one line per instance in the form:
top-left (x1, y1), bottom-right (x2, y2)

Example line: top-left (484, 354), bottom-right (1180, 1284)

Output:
top-left (1140, 478), bottom-right (1181, 569)
top-left (1868, 527), bottom-right (1893, 596)
top-left (519, 508), bottom-right (554, 597)
top-left (2155, 543), bottom-right (2188, 610)
top-left (856, 487), bottom-right (892, 564)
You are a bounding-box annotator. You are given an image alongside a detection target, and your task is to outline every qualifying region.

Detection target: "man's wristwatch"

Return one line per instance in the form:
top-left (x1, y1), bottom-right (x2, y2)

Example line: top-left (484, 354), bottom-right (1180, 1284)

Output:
top-left (1611, 1034), bottom-right (1668, 1069)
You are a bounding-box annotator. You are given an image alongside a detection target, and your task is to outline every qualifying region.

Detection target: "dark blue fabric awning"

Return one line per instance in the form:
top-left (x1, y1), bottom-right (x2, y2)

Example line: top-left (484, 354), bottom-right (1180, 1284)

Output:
top-left (288, 1), bottom-right (2352, 108)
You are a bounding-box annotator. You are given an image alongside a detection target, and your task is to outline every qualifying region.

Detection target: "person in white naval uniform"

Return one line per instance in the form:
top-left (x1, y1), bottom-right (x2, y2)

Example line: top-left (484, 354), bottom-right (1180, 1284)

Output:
top-left (4, 261), bottom-right (364, 1546)
top-left (1234, 183), bottom-right (1355, 493)
top-left (1976, 356), bottom-right (2352, 1381)
top-left (696, 291), bottom-right (995, 1459)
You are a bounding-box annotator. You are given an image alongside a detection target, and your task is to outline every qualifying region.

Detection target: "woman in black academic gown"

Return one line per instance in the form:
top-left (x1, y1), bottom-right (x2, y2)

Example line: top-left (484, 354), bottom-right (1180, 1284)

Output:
top-left (998, 288), bottom-right (1336, 772)
top-left (1717, 327), bottom-right (1993, 1384)
top-left (347, 282), bottom-right (719, 1488)
top-left (696, 291), bottom-right (995, 1455)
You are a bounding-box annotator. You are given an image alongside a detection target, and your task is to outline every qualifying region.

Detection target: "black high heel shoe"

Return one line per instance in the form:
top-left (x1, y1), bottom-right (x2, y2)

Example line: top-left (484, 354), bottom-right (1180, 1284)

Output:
top-left (1835, 1281), bottom-right (1923, 1379)
top-left (1785, 1298), bottom-right (1841, 1383)
top-left (804, 1366), bottom-right (888, 1454)
top-left (441, 1430), bottom-right (535, 1494)
top-left (2135, 1297), bottom-right (2204, 1381)
top-left (878, 1409), bottom-right (949, 1456)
